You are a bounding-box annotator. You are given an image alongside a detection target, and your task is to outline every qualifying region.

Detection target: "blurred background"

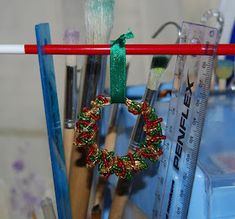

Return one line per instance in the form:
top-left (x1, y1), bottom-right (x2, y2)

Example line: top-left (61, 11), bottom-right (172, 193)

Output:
top-left (0, 0), bottom-right (234, 218)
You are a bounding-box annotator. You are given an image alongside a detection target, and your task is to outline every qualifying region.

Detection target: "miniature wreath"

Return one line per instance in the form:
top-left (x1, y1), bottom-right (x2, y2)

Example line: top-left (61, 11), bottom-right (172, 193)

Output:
top-left (73, 95), bottom-right (165, 179)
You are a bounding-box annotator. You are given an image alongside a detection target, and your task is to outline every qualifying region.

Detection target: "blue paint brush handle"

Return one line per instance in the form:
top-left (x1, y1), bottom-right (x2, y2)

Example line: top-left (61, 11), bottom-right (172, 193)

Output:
top-left (35, 23), bottom-right (72, 219)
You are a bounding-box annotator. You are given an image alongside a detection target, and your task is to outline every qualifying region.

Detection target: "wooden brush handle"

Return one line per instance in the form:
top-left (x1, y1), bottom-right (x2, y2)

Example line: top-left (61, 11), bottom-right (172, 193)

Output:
top-left (91, 210), bottom-right (102, 219)
top-left (69, 147), bottom-right (93, 219)
top-left (63, 128), bottom-right (74, 176)
top-left (104, 126), bottom-right (117, 151)
top-left (108, 178), bottom-right (131, 219)
top-left (31, 210), bottom-right (37, 219)
top-left (92, 174), bottom-right (108, 219)
top-left (91, 126), bottom-right (117, 219)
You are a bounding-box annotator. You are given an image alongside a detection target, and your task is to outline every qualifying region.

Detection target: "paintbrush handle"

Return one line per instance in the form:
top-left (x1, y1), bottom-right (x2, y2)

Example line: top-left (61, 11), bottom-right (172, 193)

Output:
top-left (109, 177), bottom-right (132, 219)
top-left (80, 55), bottom-right (99, 107)
top-left (69, 146), bottom-right (93, 219)
top-left (70, 55), bottom-right (106, 219)
top-left (92, 126), bottom-right (117, 216)
top-left (63, 57), bottom-right (77, 176)
top-left (64, 64), bottom-right (77, 128)
top-left (31, 210), bottom-right (37, 219)
top-left (91, 176), bottom-right (106, 219)
top-left (104, 126), bottom-right (118, 151)
top-left (91, 210), bottom-right (102, 219)
top-left (41, 197), bottom-right (57, 219)
top-left (63, 128), bottom-right (75, 175)
top-left (109, 55), bottom-right (167, 218)
top-left (92, 102), bottom-right (120, 217)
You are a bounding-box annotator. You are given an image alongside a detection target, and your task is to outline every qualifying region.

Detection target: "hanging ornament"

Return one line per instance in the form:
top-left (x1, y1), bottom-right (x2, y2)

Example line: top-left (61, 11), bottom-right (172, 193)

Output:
top-left (73, 95), bottom-right (165, 179)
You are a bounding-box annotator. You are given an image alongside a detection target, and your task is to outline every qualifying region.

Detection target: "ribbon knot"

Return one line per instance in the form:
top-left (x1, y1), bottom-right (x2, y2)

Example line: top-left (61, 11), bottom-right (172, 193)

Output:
top-left (111, 31), bottom-right (134, 47)
top-left (110, 31), bottom-right (134, 103)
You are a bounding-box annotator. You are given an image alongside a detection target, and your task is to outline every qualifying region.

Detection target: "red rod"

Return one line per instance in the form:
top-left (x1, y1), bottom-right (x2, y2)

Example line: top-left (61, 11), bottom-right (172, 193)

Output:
top-left (24, 44), bottom-right (235, 55)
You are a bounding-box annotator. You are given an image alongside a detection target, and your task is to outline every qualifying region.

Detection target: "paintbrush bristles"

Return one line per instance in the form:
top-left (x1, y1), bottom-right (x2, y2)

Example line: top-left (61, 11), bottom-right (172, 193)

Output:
top-left (85, 0), bottom-right (115, 43)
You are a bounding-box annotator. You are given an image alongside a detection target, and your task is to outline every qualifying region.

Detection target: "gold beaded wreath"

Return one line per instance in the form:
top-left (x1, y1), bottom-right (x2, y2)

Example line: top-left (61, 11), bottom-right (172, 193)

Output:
top-left (74, 95), bottom-right (165, 179)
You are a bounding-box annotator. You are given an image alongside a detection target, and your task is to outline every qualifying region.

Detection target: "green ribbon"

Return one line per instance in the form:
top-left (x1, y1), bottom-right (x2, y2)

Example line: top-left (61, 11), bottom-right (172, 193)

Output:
top-left (110, 31), bottom-right (134, 103)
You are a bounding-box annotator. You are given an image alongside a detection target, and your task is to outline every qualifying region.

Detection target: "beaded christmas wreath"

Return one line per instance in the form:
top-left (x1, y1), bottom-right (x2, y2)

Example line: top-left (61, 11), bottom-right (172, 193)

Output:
top-left (73, 95), bottom-right (165, 179)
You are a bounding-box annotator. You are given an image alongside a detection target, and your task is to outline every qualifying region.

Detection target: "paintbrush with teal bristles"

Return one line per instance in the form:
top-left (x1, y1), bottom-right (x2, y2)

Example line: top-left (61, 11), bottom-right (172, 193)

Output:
top-left (69, 1), bottom-right (115, 219)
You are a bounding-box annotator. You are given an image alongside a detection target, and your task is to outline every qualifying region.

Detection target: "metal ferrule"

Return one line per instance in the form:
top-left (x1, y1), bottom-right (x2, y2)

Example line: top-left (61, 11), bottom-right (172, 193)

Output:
top-left (80, 55), bottom-right (107, 109)
top-left (64, 65), bottom-right (77, 129)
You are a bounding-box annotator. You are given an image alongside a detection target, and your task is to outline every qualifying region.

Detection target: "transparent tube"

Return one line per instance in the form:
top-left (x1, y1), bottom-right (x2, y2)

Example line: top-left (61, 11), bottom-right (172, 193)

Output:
top-left (41, 197), bottom-right (57, 219)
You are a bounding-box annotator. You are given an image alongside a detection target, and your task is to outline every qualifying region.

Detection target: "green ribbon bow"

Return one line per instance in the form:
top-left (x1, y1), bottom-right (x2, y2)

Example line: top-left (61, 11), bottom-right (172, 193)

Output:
top-left (110, 31), bottom-right (134, 103)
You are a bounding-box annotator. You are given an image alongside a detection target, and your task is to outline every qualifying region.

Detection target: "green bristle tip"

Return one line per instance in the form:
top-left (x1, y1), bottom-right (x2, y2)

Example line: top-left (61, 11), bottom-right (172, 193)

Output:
top-left (151, 56), bottom-right (170, 69)
top-left (216, 59), bottom-right (234, 79)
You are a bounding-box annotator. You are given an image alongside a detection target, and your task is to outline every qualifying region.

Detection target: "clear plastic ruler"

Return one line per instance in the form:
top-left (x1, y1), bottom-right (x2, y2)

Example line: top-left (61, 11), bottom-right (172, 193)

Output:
top-left (152, 22), bottom-right (219, 219)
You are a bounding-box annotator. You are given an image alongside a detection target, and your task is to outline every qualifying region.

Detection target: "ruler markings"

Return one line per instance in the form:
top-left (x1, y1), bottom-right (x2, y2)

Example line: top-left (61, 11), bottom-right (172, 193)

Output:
top-left (152, 22), bottom-right (218, 219)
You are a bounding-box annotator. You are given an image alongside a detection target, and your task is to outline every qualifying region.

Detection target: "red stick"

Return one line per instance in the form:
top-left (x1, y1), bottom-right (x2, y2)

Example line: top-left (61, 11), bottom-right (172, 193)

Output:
top-left (24, 44), bottom-right (235, 55)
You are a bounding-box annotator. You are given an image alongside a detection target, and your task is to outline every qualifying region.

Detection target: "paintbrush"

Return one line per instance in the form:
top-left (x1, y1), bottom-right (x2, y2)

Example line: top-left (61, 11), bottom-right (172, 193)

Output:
top-left (63, 29), bottom-right (80, 176)
top-left (41, 197), bottom-right (57, 219)
top-left (91, 56), bottom-right (131, 219)
top-left (91, 102), bottom-right (119, 219)
top-left (69, 1), bottom-right (115, 219)
top-left (216, 59), bottom-right (234, 91)
top-left (108, 55), bottom-right (170, 219)
top-left (31, 211), bottom-right (37, 219)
